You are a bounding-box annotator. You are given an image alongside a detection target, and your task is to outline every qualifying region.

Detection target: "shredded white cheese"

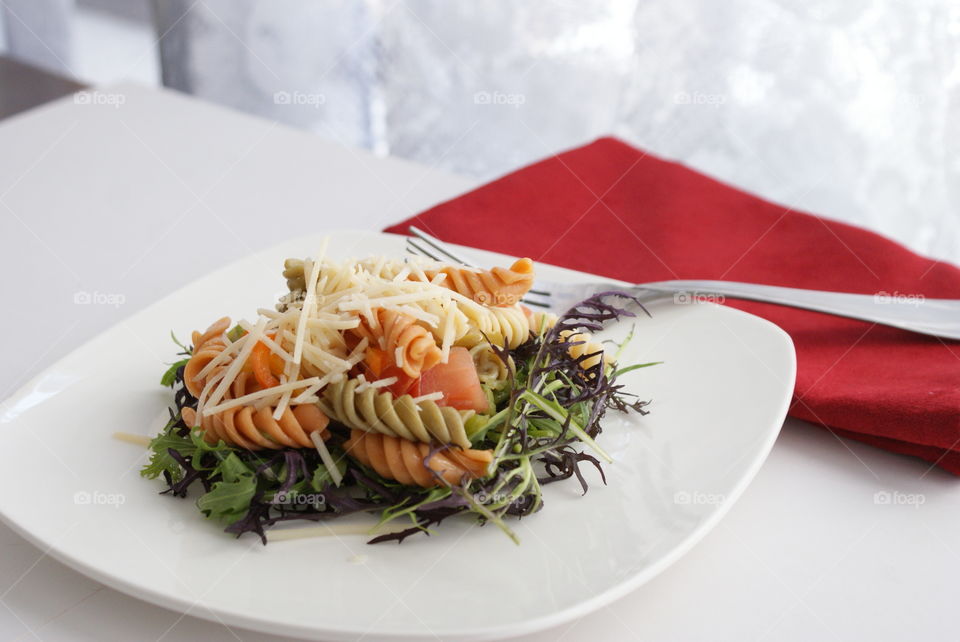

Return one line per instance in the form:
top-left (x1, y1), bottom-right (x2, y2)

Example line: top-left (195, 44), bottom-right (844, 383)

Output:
top-left (411, 391), bottom-right (444, 404)
top-left (272, 364), bottom-right (297, 420)
top-left (354, 375), bottom-right (398, 393)
top-left (203, 376), bottom-right (321, 416)
top-left (204, 317), bottom-right (266, 409)
top-left (238, 319), bottom-right (294, 363)
top-left (311, 431), bottom-right (343, 487)
top-left (195, 335), bottom-right (242, 380)
top-left (291, 373), bottom-right (334, 403)
top-left (394, 345), bottom-right (405, 369)
top-left (112, 432), bottom-right (151, 447)
top-left (440, 300), bottom-right (456, 362)
top-left (293, 238), bottom-right (329, 365)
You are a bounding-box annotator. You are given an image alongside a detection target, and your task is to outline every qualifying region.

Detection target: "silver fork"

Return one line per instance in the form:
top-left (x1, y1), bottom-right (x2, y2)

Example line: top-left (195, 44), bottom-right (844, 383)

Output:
top-left (405, 226), bottom-right (960, 341)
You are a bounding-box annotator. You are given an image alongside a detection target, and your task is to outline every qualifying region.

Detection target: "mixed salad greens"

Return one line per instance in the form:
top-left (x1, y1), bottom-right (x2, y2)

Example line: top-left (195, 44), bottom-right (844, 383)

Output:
top-left (142, 291), bottom-right (656, 544)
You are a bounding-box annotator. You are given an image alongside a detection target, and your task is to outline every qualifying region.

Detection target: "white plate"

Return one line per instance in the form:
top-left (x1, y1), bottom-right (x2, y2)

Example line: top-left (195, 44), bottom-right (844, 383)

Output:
top-left (0, 231), bottom-right (795, 641)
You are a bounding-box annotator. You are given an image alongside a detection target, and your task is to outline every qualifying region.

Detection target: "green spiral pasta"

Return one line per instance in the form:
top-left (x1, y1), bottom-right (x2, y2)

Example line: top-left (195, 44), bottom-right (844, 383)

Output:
top-left (321, 378), bottom-right (474, 448)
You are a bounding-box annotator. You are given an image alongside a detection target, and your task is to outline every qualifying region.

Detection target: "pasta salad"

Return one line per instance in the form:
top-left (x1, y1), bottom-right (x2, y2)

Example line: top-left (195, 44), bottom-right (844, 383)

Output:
top-left (141, 247), bottom-right (655, 544)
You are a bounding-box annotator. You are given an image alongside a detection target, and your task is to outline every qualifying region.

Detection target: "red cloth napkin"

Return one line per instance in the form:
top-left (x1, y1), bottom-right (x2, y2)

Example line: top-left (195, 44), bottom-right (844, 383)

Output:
top-left (386, 137), bottom-right (960, 475)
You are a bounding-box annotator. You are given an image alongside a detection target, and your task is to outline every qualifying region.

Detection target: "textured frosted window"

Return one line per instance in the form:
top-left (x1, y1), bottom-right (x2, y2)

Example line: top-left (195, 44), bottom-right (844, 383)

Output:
top-left (147, 0), bottom-right (960, 262)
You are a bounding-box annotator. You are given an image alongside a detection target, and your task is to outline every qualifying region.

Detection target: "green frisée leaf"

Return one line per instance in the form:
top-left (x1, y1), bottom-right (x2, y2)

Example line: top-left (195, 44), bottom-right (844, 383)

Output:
top-left (142, 433), bottom-right (190, 482)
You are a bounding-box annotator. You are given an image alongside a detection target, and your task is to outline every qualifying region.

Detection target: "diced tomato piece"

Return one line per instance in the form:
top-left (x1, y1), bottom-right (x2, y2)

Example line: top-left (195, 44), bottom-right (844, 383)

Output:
top-left (419, 347), bottom-right (489, 413)
top-left (383, 367), bottom-right (420, 397)
top-left (358, 348), bottom-right (421, 397)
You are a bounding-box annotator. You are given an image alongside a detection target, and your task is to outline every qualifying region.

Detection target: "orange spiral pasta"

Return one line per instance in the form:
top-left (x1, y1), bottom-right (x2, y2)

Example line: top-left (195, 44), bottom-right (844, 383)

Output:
top-left (183, 317), bottom-right (232, 397)
top-left (423, 258), bottom-right (534, 307)
top-left (344, 430), bottom-right (492, 487)
top-left (353, 308), bottom-right (442, 378)
top-left (182, 372), bottom-right (331, 450)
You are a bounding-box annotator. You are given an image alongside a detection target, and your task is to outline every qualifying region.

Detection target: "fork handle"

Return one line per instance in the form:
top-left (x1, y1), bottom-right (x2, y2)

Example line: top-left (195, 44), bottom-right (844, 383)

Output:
top-left (640, 280), bottom-right (960, 341)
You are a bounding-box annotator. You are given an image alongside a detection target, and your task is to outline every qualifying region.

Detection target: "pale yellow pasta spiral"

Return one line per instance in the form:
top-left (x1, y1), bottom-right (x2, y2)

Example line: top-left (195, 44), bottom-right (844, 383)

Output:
top-left (462, 305), bottom-right (531, 349)
top-left (525, 308), bottom-right (558, 335)
top-left (469, 342), bottom-right (513, 386)
top-left (183, 317), bottom-right (231, 398)
top-left (352, 308), bottom-right (442, 378)
top-left (559, 330), bottom-right (611, 372)
top-left (321, 378), bottom-right (474, 448)
top-left (279, 257), bottom-right (355, 309)
top-left (344, 430), bottom-right (492, 487)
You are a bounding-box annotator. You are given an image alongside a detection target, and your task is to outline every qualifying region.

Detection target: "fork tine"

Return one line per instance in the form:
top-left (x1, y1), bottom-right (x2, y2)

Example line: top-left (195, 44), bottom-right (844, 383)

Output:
top-left (521, 297), bottom-right (551, 308)
top-left (408, 226), bottom-right (478, 267)
top-left (405, 237), bottom-right (445, 262)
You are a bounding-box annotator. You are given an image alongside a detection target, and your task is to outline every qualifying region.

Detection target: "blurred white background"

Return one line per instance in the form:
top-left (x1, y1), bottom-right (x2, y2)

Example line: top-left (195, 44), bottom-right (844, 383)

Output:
top-left (2, 0), bottom-right (958, 263)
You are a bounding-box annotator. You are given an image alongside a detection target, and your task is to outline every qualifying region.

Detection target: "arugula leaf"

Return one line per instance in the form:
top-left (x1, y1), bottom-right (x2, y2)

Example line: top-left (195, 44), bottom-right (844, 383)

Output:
top-left (182, 429), bottom-right (232, 471)
top-left (160, 358), bottom-right (190, 387)
top-left (197, 453), bottom-right (257, 524)
top-left (197, 476), bottom-right (257, 524)
top-left (310, 457), bottom-right (347, 491)
top-left (218, 452), bottom-right (254, 483)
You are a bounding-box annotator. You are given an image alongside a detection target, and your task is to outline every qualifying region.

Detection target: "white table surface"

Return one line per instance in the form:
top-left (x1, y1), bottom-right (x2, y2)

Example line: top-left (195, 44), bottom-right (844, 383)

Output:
top-left (0, 84), bottom-right (957, 642)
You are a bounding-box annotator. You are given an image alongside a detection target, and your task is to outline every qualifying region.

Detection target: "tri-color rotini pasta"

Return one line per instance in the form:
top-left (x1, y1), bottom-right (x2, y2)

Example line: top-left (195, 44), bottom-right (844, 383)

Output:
top-left (183, 316), bottom-right (231, 398)
top-left (344, 429), bottom-right (492, 487)
top-left (182, 401), bottom-right (329, 450)
top-left (421, 258), bottom-right (535, 306)
top-left (142, 245), bottom-right (652, 546)
top-left (351, 308), bottom-right (442, 378)
top-left (321, 378), bottom-right (474, 449)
